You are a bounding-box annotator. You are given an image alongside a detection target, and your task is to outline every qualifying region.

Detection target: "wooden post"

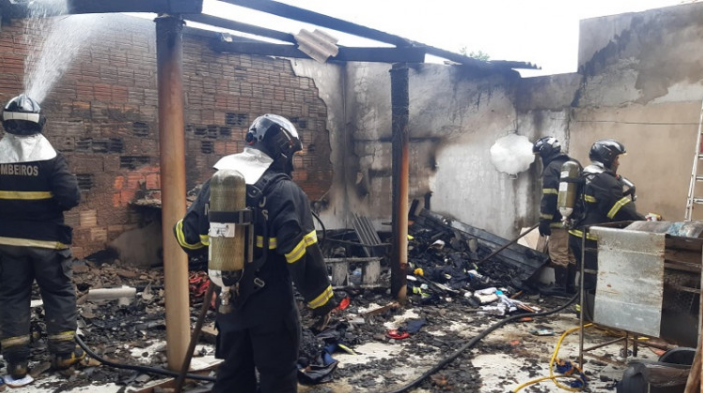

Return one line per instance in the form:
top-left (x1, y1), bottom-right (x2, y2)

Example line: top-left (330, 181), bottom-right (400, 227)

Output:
top-left (155, 14), bottom-right (190, 371)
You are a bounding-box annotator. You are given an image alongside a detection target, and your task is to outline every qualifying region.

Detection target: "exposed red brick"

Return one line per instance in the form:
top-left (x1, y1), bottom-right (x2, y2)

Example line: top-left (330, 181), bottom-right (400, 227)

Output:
top-left (0, 15), bottom-right (332, 256)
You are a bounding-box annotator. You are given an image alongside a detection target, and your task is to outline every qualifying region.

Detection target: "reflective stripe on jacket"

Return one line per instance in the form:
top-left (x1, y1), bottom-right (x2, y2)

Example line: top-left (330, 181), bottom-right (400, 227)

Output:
top-left (0, 153), bottom-right (79, 248)
top-left (174, 169), bottom-right (334, 329)
top-left (540, 154), bottom-right (570, 229)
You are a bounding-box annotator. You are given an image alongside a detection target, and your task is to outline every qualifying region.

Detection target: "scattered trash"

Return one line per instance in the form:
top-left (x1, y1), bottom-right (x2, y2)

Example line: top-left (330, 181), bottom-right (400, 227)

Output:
top-left (429, 240), bottom-right (446, 250)
top-left (188, 271), bottom-right (210, 299)
top-left (530, 328), bottom-right (555, 336)
top-left (337, 297), bottom-right (351, 310)
top-left (479, 305), bottom-right (507, 316)
top-left (430, 374), bottom-right (452, 390)
top-left (405, 319), bottom-right (426, 334)
top-left (298, 362), bottom-right (339, 385)
top-left (387, 330), bottom-right (411, 340)
top-left (87, 286), bottom-right (136, 303)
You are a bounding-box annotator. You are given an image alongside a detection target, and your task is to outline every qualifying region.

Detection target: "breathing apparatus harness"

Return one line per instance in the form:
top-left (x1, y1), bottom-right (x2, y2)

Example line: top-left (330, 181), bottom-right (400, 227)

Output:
top-left (208, 170), bottom-right (290, 313)
top-left (557, 161), bottom-right (636, 229)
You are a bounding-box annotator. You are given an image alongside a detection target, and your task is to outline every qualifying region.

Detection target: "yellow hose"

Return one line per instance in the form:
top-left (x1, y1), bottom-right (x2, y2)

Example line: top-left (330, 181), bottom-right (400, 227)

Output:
top-left (512, 323), bottom-right (593, 392)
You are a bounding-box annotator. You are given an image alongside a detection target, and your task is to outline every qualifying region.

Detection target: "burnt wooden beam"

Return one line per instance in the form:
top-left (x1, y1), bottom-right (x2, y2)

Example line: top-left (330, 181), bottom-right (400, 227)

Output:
top-left (213, 39), bottom-right (427, 63)
top-left (490, 60), bottom-right (541, 70)
top-left (0, 0), bottom-right (203, 17)
top-left (185, 13), bottom-right (295, 43)
top-left (220, 0), bottom-right (412, 47)
top-left (424, 46), bottom-right (494, 69)
top-left (67, 0), bottom-right (203, 14)
top-left (390, 62), bottom-right (409, 304)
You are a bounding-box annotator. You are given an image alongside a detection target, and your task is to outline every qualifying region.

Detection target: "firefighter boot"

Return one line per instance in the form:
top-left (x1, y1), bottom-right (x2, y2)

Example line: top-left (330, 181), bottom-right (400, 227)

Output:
top-left (541, 266), bottom-right (569, 297)
top-left (8, 360), bottom-right (28, 380)
top-left (566, 264), bottom-right (577, 295)
top-left (51, 347), bottom-right (86, 370)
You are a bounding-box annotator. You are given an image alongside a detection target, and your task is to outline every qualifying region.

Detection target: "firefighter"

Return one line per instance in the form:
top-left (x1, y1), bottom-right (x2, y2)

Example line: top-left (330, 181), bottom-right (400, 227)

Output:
top-left (533, 137), bottom-right (576, 296)
top-left (568, 139), bottom-right (645, 290)
top-left (0, 94), bottom-right (84, 383)
top-left (175, 114), bottom-right (336, 393)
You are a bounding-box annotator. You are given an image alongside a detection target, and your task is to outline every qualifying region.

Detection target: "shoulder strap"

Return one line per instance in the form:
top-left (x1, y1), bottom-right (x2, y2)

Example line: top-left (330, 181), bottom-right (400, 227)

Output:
top-left (247, 171), bottom-right (290, 206)
top-left (235, 171), bottom-right (290, 309)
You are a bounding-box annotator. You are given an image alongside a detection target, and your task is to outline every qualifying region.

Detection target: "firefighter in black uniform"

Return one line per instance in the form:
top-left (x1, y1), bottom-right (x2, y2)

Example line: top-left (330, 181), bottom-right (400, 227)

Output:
top-left (568, 139), bottom-right (645, 290)
top-left (533, 137), bottom-right (576, 296)
top-left (0, 94), bottom-right (84, 383)
top-left (175, 114), bottom-right (336, 393)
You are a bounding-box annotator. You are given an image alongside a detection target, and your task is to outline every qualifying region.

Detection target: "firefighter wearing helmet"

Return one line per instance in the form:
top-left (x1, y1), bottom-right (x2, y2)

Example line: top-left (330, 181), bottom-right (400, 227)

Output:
top-left (175, 114), bottom-right (336, 393)
top-left (568, 139), bottom-right (645, 292)
top-left (0, 94), bottom-right (84, 384)
top-left (532, 136), bottom-right (576, 297)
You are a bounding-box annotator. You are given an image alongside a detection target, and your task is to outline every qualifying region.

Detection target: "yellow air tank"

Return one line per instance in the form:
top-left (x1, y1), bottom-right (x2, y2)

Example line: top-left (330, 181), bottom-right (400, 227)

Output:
top-left (557, 160), bottom-right (581, 221)
top-left (208, 169), bottom-right (248, 312)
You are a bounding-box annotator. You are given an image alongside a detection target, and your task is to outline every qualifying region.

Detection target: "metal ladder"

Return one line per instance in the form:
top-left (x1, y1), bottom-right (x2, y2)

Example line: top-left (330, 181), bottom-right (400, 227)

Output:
top-left (684, 99), bottom-right (703, 221)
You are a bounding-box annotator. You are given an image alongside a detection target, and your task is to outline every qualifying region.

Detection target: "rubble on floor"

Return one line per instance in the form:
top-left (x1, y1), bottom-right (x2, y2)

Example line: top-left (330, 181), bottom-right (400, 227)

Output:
top-left (0, 211), bottom-right (676, 392)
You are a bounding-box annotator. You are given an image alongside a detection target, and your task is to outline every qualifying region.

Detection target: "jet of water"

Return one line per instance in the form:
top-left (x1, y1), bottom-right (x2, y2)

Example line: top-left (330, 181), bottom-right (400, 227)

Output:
top-left (23, 0), bottom-right (103, 104)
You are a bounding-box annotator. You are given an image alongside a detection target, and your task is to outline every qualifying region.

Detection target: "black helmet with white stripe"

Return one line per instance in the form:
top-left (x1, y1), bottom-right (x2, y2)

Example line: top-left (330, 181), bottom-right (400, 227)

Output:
top-left (589, 139), bottom-right (626, 170)
top-left (246, 114), bottom-right (302, 173)
top-left (2, 94), bottom-right (46, 136)
top-left (532, 136), bottom-right (561, 161)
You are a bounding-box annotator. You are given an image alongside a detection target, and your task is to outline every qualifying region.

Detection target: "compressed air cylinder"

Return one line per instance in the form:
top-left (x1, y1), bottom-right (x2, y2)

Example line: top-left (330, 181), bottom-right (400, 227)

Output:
top-left (557, 160), bottom-right (581, 219)
top-left (208, 169), bottom-right (247, 274)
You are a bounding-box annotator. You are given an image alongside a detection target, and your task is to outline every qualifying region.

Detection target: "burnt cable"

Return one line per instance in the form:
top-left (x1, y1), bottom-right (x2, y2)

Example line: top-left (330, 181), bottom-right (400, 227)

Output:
top-left (311, 210), bottom-right (391, 248)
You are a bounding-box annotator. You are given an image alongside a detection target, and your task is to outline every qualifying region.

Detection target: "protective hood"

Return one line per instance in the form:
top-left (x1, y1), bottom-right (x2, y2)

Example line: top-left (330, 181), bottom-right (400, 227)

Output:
top-left (542, 152), bottom-right (568, 167)
top-left (0, 133), bottom-right (57, 164)
top-left (213, 147), bottom-right (274, 185)
top-left (583, 162), bottom-right (606, 175)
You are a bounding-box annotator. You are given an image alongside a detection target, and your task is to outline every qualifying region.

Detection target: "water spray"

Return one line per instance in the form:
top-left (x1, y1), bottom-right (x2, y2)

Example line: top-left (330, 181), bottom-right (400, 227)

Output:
top-left (23, 0), bottom-right (104, 103)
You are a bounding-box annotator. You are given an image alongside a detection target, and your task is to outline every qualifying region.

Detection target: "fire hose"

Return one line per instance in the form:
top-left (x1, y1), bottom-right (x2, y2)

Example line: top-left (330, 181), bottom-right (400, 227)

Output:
top-left (76, 294), bottom-right (577, 392)
top-left (75, 334), bottom-right (216, 382)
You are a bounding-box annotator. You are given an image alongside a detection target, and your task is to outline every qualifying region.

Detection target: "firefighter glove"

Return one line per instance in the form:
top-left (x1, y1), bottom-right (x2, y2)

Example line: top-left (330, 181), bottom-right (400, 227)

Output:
top-left (539, 220), bottom-right (551, 237)
top-left (311, 298), bottom-right (338, 332)
top-left (312, 297), bottom-right (338, 318)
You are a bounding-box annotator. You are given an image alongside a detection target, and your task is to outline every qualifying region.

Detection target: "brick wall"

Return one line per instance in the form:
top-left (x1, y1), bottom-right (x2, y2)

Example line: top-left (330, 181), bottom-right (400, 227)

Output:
top-left (0, 15), bottom-right (333, 259)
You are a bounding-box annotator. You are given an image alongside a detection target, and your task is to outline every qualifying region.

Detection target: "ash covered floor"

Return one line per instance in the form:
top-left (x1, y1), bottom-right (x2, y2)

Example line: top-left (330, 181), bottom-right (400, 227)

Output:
top-left (0, 262), bottom-right (661, 393)
top-left (0, 212), bottom-right (670, 392)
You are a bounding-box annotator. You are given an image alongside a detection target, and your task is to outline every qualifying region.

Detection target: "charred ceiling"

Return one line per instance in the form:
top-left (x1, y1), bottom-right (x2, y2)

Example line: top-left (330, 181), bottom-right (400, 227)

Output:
top-left (0, 0), bottom-right (539, 70)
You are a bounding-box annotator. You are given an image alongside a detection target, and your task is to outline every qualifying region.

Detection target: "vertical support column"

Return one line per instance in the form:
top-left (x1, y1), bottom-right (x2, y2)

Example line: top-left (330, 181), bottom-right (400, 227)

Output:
top-left (155, 14), bottom-right (189, 371)
top-left (390, 63), bottom-right (409, 304)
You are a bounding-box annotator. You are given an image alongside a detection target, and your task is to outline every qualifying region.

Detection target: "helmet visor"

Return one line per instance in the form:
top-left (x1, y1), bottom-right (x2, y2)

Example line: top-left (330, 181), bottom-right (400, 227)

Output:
top-left (2, 120), bottom-right (42, 135)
